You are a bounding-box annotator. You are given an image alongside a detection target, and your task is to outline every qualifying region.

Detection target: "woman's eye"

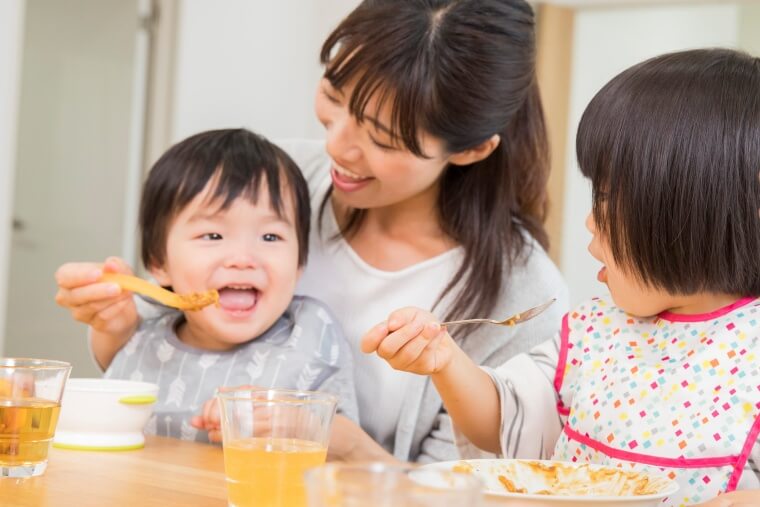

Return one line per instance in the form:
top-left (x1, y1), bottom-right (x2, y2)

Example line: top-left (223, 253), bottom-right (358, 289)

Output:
top-left (322, 88), bottom-right (341, 105)
top-left (262, 233), bottom-right (282, 242)
top-left (201, 233), bottom-right (223, 241)
top-left (369, 135), bottom-right (396, 151)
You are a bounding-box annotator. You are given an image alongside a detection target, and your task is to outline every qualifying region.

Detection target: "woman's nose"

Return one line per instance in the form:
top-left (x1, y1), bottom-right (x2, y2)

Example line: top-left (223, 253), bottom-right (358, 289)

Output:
top-left (325, 115), bottom-right (362, 164)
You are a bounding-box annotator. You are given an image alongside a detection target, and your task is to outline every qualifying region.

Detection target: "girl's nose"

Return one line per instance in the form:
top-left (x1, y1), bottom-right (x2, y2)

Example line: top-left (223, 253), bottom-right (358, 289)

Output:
top-left (326, 115), bottom-right (362, 165)
top-left (585, 212), bottom-right (597, 234)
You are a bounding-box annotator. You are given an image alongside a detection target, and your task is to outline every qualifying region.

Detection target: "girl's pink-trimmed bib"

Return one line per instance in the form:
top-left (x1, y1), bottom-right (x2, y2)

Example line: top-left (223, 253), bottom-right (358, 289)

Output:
top-left (553, 297), bottom-right (760, 506)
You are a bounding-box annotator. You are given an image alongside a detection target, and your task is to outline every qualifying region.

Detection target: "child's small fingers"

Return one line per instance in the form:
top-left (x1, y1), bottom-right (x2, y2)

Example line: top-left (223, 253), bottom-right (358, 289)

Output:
top-left (189, 415), bottom-right (205, 430)
top-left (54, 263), bottom-right (104, 289)
top-left (204, 398), bottom-right (221, 426)
top-left (360, 321), bottom-right (389, 354)
top-left (95, 296), bottom-right (134, 321)
top-left (104, 256), bottom-right (133, 275)
top-left (207, 429), bottom-right (223, 443)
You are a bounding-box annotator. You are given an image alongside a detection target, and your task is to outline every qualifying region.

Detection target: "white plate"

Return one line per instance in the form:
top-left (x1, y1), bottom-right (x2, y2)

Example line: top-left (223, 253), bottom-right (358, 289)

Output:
top-left (420, 459), bottom-right (679, 507)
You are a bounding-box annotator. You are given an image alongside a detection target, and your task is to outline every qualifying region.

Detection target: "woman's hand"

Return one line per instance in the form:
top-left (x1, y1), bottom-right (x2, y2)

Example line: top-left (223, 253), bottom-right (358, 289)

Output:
top-left (693, 490), bottom-right (760, 506)
top-left (360, 307), bottom-right (455, 375)
top-left (328, 414), bottom-right (398, 463)
top-left (54, 256), bottom-right (138, 339)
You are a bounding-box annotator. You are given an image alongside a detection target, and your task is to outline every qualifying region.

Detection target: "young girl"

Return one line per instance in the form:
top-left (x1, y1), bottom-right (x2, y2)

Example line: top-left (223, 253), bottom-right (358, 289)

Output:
top-left (362, 48), bottom-right (760, 505)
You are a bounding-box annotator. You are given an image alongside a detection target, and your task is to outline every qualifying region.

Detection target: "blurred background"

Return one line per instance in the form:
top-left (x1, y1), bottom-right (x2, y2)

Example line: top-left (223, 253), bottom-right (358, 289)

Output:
top-left (0, 0), bottom-right (758, 375)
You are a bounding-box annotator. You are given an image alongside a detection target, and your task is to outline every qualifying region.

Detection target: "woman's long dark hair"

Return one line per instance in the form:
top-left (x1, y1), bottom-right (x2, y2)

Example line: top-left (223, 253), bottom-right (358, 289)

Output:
top-left (320, 0), bottom-right (549, 331)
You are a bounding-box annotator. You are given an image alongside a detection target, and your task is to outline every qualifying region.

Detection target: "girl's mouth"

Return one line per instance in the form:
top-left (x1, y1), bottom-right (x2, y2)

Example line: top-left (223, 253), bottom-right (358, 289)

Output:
top-left (597, 266), bottom-right (608, 284)
top-left (331, 165), bottom-right (373, 193)
top-left (217, 285), bottom-right (259, 315)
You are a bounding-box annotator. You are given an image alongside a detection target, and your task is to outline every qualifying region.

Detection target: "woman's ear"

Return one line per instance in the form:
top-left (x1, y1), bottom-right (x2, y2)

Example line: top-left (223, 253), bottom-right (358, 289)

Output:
top-left (447, 134), bottom-right (501, 166)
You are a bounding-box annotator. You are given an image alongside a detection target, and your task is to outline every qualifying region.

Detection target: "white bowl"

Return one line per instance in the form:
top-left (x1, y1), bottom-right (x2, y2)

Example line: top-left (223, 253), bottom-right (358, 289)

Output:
top-left (53, 378), bottom-right (158, 451)
top-left (420, 459), bottom-right (679, 507)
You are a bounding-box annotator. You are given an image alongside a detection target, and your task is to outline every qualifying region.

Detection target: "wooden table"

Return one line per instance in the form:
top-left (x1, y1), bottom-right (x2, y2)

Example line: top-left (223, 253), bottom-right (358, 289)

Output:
top-left (0, 436), bottom-right (228, 506)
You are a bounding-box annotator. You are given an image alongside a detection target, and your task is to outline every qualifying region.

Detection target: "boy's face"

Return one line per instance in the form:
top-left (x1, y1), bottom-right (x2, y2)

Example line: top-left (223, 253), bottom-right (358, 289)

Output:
top-left (151, 178), bottom-right (302, 350)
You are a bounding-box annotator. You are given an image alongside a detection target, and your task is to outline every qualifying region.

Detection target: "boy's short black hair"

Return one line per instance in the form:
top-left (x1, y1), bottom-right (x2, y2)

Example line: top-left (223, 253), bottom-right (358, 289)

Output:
top-left (139, 129), bottom-right (310, 269)
top-left (577, 48), bottom-right (760, 296)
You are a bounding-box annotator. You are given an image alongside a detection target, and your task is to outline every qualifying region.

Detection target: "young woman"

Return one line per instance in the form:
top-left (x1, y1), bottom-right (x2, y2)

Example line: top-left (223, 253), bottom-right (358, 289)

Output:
top-left (55, 0), bottom-right (567, 462)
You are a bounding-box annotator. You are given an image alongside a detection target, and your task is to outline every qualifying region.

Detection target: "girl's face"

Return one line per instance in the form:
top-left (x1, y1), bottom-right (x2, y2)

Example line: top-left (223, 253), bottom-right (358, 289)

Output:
top-left (585, 213), bottom-right (676, 317)
top-left (151, 179), bottom-right (301, 350)
top-left (314, 78), bottom-right (452, 210)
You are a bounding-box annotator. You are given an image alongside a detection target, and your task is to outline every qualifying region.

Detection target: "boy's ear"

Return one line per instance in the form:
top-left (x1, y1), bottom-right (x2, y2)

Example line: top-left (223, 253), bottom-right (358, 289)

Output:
top-left (148, 263), bottom-right (172, 287)
top-left (447, 134), bottom-right (501, 166)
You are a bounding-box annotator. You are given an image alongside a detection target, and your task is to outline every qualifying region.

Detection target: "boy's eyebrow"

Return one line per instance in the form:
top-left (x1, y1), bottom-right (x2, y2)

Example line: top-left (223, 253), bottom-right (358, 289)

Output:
top-left (187, 210), bottom-right (223, 223)
top-left (189, 207), bottom-right (294, 226)
top-left (261, 209), bottom-right (293, 226)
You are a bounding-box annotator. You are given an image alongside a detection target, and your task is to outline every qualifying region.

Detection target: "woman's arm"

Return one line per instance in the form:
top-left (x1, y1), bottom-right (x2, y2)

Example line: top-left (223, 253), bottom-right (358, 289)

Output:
top-left (327, 415), bottom-right (400, 463)
top-left (362, 307), bottom-right (565, 459)
top-left (361, 308), bottom-right (504, 454)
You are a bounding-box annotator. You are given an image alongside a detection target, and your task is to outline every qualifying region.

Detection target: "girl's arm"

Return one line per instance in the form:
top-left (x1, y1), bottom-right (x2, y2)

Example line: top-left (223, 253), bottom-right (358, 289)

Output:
top-left (692, 490), bottom-right (760, 506)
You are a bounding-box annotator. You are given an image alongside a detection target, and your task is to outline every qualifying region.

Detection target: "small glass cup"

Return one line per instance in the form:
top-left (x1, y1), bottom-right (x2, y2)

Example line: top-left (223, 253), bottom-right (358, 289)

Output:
top-left (217, 387), bottom-right (338, 507)
top-left (304, 463), bottom-right (484, 506)
top-left (0, 358), bottom-right (71, 478)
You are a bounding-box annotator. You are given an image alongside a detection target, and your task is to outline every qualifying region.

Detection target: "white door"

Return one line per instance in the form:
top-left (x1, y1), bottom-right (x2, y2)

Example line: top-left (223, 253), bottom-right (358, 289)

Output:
top-left (3, 0), bottom-right (150, 376)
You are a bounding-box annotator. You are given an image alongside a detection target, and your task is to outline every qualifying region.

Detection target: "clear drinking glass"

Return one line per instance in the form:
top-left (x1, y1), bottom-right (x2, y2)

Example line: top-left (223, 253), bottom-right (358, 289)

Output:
top-left (304, 463), bottom-right (484, 506)
top-left (0, 358), bottom-right (71, 478)
top-left (217, 387), bottom-right (338, 507)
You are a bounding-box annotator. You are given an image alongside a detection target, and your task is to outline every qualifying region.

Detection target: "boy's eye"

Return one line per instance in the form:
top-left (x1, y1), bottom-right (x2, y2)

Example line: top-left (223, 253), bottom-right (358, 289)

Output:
top-left (201, 233), bottom-right (223, 241)
top-left (262, 233), bottom-right (282, 242)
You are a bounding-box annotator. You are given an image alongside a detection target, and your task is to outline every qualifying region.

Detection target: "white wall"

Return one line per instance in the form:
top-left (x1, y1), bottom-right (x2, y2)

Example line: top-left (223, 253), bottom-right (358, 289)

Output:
top-left (0, 1), bottom-right (26, 353)
top-left (559, 2), bottom-right (740, 305)
top-left (171, 0), bottom-right (360, 145)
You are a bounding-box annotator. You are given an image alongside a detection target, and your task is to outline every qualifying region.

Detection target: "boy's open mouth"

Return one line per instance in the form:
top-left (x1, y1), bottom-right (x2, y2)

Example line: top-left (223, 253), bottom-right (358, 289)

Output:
top-left (217, 285), bottom-right (259, 312)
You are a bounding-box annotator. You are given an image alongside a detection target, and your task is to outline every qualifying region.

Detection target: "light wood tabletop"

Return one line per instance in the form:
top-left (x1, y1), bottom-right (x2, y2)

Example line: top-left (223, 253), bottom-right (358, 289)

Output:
top-left (0, 436), bottom-right (228, 507)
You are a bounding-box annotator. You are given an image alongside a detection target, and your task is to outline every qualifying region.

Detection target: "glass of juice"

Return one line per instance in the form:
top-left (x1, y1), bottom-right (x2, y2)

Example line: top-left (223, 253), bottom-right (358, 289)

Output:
top-left (217, 387), bottom-right (338, 507)
top-left (0, 358), bottom-right (71, 478)
top-left (304, 463), bottom-right (484, 506)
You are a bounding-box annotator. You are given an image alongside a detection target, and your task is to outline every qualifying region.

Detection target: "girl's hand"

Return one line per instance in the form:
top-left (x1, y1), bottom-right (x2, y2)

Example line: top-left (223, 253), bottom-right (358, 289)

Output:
top-left (693, 490), bottom-right (760, 506)
top-left (54, 257), bottom-right (138, 338)
top-left (361, 307), bottom-right (455, 375)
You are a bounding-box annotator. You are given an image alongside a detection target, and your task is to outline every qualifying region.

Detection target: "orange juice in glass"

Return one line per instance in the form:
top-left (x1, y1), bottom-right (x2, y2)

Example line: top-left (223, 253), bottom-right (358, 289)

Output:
top-left (0, 358), bottom-right (71, 478)
top-left (217, 388), bottom-right (337, 507)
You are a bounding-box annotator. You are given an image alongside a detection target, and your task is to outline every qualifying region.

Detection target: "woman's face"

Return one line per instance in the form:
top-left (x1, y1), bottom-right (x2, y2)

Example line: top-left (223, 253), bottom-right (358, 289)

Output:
top-left (314, 78), bottom-right (451, 210)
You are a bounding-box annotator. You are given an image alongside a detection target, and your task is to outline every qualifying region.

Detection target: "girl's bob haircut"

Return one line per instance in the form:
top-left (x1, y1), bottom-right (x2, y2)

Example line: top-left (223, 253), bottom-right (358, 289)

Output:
top-left (578, 48), bottom-right (760, 296)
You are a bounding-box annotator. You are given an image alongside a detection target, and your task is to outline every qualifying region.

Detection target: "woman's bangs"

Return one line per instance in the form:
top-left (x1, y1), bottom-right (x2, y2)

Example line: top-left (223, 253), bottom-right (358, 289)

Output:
top-left (322, 36), bottom-right (429, 157)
